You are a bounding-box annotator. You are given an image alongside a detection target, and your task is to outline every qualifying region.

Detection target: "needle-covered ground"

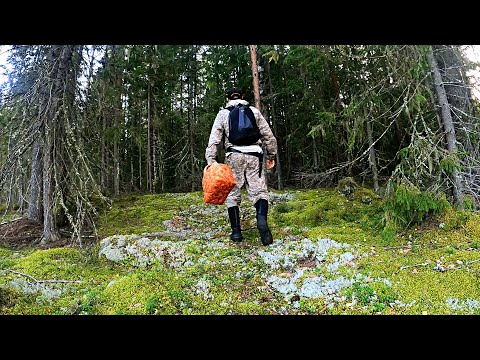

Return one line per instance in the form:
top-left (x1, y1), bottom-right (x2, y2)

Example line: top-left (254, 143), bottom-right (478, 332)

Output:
top-left (1, 184), bottom-right (480, 315)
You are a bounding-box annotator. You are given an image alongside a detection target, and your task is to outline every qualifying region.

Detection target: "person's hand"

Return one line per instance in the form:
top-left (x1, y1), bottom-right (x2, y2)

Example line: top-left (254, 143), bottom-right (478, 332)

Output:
top-left (266, 159), bottom-right (275, 169)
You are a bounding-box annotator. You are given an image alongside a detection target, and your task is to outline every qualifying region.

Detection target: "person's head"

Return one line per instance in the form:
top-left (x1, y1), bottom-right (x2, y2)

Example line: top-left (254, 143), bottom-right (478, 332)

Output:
top-left (226, 87), bottom-right (243, 101)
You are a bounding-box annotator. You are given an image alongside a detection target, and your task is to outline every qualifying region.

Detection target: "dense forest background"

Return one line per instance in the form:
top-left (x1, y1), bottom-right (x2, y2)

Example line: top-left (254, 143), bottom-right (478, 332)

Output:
top-left (0, 45), bottom-right (479, 245)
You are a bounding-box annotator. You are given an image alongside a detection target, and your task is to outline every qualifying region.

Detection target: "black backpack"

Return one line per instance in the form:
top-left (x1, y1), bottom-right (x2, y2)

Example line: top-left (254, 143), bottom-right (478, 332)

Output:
top-left (226, 103), bottom-right (261, 146)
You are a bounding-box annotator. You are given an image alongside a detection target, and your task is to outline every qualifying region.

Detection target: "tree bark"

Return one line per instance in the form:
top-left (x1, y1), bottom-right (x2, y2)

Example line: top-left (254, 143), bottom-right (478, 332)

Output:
top-left (27, 135), bottom-right (43, 222)
top-left (42, 114), bottom-right (60, 245)
top-left (111, 45), bottom-right (121, 196)
top-left (250, 45), bottom-right (261, 110)
top-left (266, 57), bottom-right (283, 190)
top-left (427, 50), bottom-right (464, 209)
top-left (42, 45), bottom-right (76, 243)
top-left (365, 116), bottom-right (380, 193)
top-left (188, 46), bottom-right (196, 192)
top-left (147, 81), bottom-right (152, 193)
top-left (113, 104), bottom-right (120, 196)
top-left (101, 104), bottom-right (107, 193)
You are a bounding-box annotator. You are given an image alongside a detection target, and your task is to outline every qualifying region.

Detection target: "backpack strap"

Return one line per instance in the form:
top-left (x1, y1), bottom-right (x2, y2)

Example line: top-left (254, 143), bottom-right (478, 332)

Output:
top-left (223, 106), bottom-right (234, 146)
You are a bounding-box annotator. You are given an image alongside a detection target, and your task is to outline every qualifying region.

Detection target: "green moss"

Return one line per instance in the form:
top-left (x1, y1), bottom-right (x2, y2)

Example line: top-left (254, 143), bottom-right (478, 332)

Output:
top-left (0, 287), bottom-right (19, 311)
top-left (0, 248), bottom-right (17, 268)
top-left (96, 270), bottom-right (182, 315)
top-left (308, 225), bottom-right (382, 246)
top-left (392, 268), bottom-right (480, 314)
top-left (465, 214), bottom-right (480, 243)
top-left (437, 208), bottom-right (469, 231)
top-left (353, 224), bottom-right (480, 314)
top-left (187, 286), bottom-right (271, 315)
top-left (0, 286), bottom-right (36, 315)
top-left (97, 192), bottom-right (204, 236)
top-left (271, 187), bottom-right (383, 232)
top-left (8, 247), bottom-right (114, 283)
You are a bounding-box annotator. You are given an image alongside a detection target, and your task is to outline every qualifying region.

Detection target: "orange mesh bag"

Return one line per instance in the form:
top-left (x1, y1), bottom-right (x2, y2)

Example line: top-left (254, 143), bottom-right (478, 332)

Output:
top-left (202, 163), bottom-right (236, 205)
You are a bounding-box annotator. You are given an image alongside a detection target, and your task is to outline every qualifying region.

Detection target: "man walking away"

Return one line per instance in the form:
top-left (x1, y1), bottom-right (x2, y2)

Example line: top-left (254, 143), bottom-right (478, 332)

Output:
top-left (205, 87), bottom-right (278, 245)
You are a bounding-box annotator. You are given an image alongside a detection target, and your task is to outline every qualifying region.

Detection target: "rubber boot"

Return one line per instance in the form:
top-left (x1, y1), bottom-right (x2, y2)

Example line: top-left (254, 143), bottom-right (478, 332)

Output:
top-left (227, 206), bottom-right (243, 242)
top-left (255, 199), bottom-right (273, 246)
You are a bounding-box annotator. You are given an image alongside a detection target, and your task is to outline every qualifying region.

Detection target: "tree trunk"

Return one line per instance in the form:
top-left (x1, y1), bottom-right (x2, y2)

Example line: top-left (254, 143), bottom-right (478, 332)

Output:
top-left (112, 46), bottom-right (122, 196)
top-left (41, 46), bottom-right (66, 243)
top-left (147, 81), bottom-right (152, 193)
top-left (152, 115), bottom-right (158, 193)
top-left (101, 92), bottom-right (107, 193)
top-left (250, 45), bottom-right (261, 110)
top-left (42, 126), bottom-right (59, 243)
top-left (27, 136), bottom-right (43, 222)
top-left (266, 59), bottom-right (283, 190)
top-left (188, 46), bottom-right (196, 192)
top-left (113, 106), bottom-right (120, 196)
top-left (158, 128), bottom-right (164, 193)
top-left (131, 139), bottom-right (135, 191)
top-left (427, 50), bottom-right (465, 209)
top-left (434, 46), bottom-right (472, 124)
top-left (365, 116), bottom-right (380, 193)
top-left (192, 46), bottom-right (199, 192)
top-left (139, 145), bottom-right (142, 190)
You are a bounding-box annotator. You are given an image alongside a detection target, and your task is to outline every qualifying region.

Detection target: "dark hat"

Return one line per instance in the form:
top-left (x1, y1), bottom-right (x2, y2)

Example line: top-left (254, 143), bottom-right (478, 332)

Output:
top-left (227, 87), bottom-right (243, 100)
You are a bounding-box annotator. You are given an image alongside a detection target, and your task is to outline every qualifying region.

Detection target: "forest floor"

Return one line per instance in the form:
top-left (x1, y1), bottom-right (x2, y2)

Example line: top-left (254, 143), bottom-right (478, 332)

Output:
top-left (0, 218), bottom-right (76, 250)
top-left (1, 182), bottom-right (480, 315)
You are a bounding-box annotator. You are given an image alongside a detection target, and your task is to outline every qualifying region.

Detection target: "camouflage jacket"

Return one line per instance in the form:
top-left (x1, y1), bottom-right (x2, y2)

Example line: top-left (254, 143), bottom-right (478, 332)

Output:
top-left (205, 99), bottom-right (278, 165)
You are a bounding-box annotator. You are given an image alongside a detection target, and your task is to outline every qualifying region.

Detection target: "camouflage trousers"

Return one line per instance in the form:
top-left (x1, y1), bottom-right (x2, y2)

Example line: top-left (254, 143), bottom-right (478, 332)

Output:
top-left (225, 152), bottom-right (268, 208)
